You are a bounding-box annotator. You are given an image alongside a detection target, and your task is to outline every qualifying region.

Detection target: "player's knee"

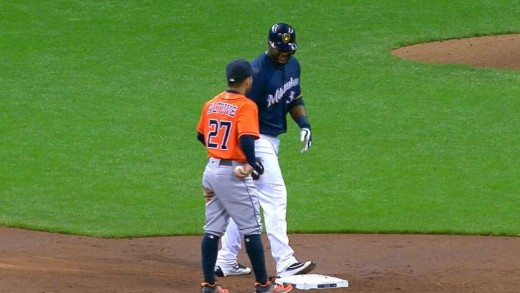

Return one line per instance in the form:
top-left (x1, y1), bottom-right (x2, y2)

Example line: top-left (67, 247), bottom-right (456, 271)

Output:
top-left (203, 233), bottom-right (221, 240)
top-left (240, 226), bottom-right (262, 236)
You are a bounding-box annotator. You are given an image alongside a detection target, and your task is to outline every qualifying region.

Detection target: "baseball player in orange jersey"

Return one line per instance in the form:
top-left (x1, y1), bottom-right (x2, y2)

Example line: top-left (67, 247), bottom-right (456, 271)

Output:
top-left (196, 59), bottom-right (292, 293)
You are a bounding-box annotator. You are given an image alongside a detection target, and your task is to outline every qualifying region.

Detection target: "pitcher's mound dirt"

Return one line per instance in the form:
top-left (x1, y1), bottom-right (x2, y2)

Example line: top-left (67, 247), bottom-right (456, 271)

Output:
top-left (392, 34), bottom-right (520, 70)
top-left (2, 35), bottom-right (520, 293)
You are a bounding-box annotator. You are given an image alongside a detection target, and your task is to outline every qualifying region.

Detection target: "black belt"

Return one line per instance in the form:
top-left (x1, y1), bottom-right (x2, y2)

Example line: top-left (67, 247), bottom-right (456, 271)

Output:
top-left (219, 159), bottom-right (233, 166)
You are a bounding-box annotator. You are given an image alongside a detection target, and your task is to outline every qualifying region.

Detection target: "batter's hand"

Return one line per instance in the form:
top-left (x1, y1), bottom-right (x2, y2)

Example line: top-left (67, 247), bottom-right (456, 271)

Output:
top-left (300, 128), bottom-right (312, 153)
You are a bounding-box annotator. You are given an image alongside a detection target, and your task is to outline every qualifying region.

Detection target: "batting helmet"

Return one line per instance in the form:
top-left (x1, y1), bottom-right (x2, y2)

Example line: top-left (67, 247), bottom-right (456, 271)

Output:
top-left (268, 23), bottom-right (297, 51)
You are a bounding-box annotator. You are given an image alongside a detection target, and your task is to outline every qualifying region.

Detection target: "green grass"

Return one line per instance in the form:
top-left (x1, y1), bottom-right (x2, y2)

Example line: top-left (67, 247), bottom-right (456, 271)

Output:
top-left (1, 0), bottom-right (519, 237)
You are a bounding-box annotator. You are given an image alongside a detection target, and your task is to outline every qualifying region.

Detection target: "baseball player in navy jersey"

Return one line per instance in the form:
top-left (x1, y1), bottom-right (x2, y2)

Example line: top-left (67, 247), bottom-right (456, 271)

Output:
top-left (215, 23), bottom-right (315, 278)
top-left (197, 59), bottom-right (292, 293)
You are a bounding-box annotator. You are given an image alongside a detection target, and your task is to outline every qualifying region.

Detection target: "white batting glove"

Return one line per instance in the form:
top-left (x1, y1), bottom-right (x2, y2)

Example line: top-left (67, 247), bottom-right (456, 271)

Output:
top-left (300, 128), bottom-right (312, 153)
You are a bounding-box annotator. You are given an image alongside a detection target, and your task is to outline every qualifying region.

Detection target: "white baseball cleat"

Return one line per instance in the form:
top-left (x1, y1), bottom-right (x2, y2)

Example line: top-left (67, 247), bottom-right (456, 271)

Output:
top-left (215, 262), bottom-right (252, 277)
top-left (278, 261), bottom-right (316, 277)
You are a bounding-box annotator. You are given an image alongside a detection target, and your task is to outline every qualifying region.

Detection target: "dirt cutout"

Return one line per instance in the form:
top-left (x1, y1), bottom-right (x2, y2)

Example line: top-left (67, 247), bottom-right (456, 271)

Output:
top-left (392, 34), bottom-right (520, 70)
top-left (2, 35), bottom-right (520, 293)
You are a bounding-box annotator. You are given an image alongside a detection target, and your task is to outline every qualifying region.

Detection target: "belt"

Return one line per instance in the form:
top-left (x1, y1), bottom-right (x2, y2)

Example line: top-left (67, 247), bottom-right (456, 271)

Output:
top-left (219, 159), bottom-right (233, 166)
top-left (209, 158), bottom-right (235, 166)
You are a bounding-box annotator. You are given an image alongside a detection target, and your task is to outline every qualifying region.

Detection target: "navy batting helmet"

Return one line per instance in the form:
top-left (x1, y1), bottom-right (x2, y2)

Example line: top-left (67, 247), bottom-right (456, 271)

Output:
top-left (268, 23), bottom-right (297, 51)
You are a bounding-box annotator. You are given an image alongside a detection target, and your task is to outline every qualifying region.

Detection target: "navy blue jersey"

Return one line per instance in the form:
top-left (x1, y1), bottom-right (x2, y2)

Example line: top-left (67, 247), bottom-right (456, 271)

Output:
top-left (248, 52), bottom-right (302, 137)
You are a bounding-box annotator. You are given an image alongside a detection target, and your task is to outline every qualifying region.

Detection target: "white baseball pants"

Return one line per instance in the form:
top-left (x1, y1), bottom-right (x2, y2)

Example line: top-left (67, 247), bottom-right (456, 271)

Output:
top-left (216, 134), bottom-right (298, 274)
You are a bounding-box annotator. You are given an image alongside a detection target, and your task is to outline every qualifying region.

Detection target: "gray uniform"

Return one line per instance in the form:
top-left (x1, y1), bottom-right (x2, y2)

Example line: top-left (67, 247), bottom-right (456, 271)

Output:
top-left (202, 158), bottom-right (262, 236)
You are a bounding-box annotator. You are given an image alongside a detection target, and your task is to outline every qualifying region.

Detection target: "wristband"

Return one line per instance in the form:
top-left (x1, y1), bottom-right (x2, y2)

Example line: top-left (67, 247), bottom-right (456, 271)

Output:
top-left (294, 115), bottom-right (311, 129)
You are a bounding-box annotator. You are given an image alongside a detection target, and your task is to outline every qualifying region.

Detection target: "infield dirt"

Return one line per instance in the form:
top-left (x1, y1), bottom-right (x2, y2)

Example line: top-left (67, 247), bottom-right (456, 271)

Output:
top-left (2, 34), bottom-right (520, 293)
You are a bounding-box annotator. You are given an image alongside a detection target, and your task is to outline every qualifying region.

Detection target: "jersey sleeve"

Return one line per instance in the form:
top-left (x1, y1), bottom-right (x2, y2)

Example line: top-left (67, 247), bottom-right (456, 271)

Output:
top-left (237, 101), bottom-right (259, 139)
top-left (292, 59), bottom-right (303, 97)
top-left (196, 102), bottom-right (208, 135)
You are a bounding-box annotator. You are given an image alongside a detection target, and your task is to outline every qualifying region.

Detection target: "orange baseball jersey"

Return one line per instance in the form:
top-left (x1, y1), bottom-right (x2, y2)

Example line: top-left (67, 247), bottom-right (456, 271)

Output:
top-left (197, 91), bottom-right (259, 162)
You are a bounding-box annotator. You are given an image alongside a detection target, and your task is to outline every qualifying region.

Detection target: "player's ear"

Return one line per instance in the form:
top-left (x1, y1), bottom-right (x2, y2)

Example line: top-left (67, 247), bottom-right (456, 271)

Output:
top-left (245, 76), bottom-right (253, 86)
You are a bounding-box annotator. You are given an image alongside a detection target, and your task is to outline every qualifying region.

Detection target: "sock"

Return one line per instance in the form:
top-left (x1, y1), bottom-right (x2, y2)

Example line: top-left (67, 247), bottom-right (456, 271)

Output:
top-left (201, 233), bottom-right (220, 284)
top-left (244, 234), bottom-right (268, 284)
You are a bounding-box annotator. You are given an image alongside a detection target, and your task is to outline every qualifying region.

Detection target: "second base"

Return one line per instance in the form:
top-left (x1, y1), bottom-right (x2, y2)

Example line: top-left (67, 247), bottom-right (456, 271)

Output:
top-left (275, 274), bottom-right (349, 290)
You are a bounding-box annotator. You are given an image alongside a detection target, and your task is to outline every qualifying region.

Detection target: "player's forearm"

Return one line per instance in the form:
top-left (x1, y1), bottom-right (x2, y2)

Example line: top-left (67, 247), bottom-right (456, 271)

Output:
top-left (197, 132), bottom-right (206, 146)
top-left (239, 135), bottom-right (257, 166)
top-left (290, 105), bottom-right (311, 129)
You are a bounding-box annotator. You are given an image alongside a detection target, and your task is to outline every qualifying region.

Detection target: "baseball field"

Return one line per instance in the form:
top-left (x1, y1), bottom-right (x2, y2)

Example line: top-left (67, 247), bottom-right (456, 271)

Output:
top-left (1, 1), bottom-right (519, 292)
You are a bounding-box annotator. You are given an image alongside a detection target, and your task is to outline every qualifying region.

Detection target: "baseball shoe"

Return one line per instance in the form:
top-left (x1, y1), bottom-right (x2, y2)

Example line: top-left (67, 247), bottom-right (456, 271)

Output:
top-left (215, 262), bottom-right (252, 277)
top-left (278, 261), bottom-right (316, 277)
top-left (201, 282), bottom-right (229, 293)
top-left (255, 281), bottom-right (293, 293)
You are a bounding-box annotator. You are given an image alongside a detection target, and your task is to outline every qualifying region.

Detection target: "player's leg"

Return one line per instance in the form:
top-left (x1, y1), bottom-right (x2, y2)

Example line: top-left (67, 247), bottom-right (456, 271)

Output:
top-left (220, 166), bottom-right (292, 292)
top-left (200, 164), bottom-right (231, 291)
top-left (218, 170), bottom-right (269, 284)
top-left (215, 219), bottom-right (251, 276)
top-left (254, 136), bottom-right (296, 270)
top-left (255, 153), bottom-right (296, 273)
top-left (255, 135), bottom-right (315, 277)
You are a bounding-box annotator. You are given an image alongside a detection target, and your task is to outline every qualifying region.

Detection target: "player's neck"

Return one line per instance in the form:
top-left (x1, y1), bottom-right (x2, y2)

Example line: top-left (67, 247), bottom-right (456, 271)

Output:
top-left (226, 89), bottom-right (241, 95)
top-left (226, 88), bottom-right (246, 96)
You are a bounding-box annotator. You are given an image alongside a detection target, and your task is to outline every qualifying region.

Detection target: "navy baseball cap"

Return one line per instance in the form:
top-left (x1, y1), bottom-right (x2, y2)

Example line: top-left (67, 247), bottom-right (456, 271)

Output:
top-left (226, 59), bottom-right (253, 83)
top-left (268, 23), bottom-right (298, 51)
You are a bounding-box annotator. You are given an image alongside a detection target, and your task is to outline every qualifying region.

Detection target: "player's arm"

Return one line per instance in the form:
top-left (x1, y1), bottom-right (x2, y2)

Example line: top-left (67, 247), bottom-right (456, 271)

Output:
top-left (239, 135), bottom-right (256, 166)
top-left (237, 102), bottom-right (260, 166)
top-left (289, 104), bottom-right (310, 128)
top-left (196, 131), bottom-right (205, 146)
top-left (237, 102), bottom-right (263, 178)
top-left (289, 99), bottom-right (312, 153)
top-left (239, 135), bottom-right (264, 180)
top-left (288, 61), bottom-right (309, 129)
top-left (196, 104), bottom-right (208, 146)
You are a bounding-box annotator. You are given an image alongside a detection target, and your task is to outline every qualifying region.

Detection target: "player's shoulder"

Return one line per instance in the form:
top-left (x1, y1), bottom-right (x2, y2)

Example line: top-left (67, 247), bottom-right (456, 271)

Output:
top-left (236, 94), bottom-right (257, 107)
top-left (287, 56), bottom-right (301, 67)
top-left (223, 91), bottom-right (255, 104)
top-left (251, 51), bottom-right (267, 63)
top-left (238, 94), bottom-right (256, 105)
top-left (206, 92), bottom-right (224, 103)
top-left (234, 97), bottom-right (257, 114)
top-left (251, 53), bottom-right (272, 79)
top-left (251, 52), bottom-right (270, 69)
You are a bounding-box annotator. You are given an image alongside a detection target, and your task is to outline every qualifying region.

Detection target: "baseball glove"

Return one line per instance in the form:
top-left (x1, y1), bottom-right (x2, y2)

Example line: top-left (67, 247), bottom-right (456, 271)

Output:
top-left (251, 158), bottom-right (264, 180)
